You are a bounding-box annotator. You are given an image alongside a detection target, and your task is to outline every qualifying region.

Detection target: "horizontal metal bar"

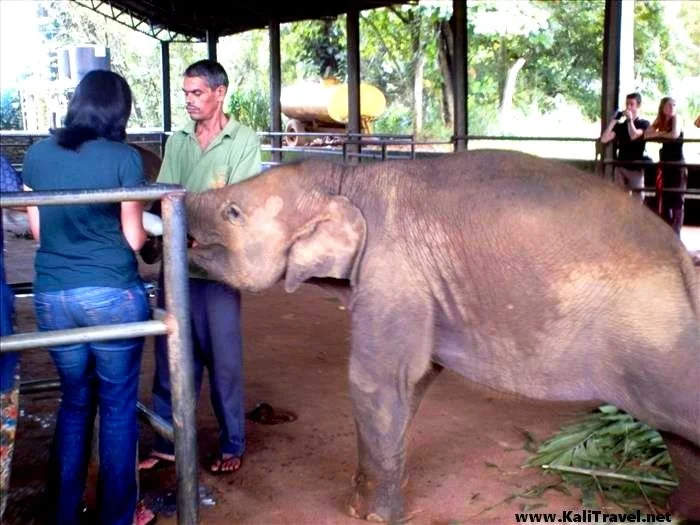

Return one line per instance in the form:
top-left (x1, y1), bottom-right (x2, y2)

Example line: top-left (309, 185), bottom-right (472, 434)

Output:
top-left (137, 401), bottom-right (175, 442)
top-left (0, 184), bottom-right (184, 208)
top-left (0, 319), bottom-right (168, 353)
top-left (19, 378), bottom-right (61, 394)
top-left (604, 160), bottom-right (700, 168)
top-left (466, 135), bottom-right (598, 142)
top-left (258, 131), bottom-right (414, 139)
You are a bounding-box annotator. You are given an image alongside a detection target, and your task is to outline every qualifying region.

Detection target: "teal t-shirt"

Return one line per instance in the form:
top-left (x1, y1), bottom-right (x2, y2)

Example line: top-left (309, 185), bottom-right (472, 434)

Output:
top-left (22, 136), bottom-right (146, 293)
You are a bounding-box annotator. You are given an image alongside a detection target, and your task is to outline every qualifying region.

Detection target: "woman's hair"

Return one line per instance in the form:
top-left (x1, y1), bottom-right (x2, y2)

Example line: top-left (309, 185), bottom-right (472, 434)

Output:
top-left (54, 69), bottom-right (133, 150)
top-left (652, 96), bottom-right (675, 133)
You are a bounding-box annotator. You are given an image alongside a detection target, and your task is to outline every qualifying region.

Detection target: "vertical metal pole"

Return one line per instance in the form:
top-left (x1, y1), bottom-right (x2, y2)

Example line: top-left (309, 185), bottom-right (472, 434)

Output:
top-left (161, 41), bottom-right (172, 133)
top-left (207, 30), bottom-right (218, 62)
top-left (601, 0), bottom-right (622, 181)
top-left (453, 0), bottom-right (467, 152)
top-left (269, 20), bottom-right (282, 164)
top-left (161, 192), bottom-right (198, 525)
top-left (346, 3), bottom-right (361, 164)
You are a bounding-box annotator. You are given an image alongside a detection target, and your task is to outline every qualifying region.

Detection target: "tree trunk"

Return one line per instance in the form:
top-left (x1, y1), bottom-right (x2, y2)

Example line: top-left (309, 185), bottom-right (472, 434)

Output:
top-left (499, 57), bottom-right (525, 130)
top-left (438, 19), bottom-right (454, 128)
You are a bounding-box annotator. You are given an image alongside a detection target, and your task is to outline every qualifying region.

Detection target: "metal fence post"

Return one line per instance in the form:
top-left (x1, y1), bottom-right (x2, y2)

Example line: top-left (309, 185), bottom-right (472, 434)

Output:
top-left (161, 191), bottom-right (199, 525)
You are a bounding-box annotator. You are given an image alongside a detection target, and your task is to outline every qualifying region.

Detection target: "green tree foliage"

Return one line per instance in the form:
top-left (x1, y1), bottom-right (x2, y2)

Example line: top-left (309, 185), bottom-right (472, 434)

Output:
top-left (36, 1), bottom-right (164, 129)
top-left (465, 0), bottom-right (684, 137)
top-left (220, 30), bottom-right (271, 132)
top-left (13, 0), bottom-right (699, 142)
top-left (0, 89), bottom-right (23, 129)
top-left (281, 19), bottom-right (347, 83)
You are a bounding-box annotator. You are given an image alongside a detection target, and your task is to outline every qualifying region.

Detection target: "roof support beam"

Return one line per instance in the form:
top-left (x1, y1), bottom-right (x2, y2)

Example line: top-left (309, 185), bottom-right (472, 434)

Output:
top-left (161, 41), bottom-right (172, 133)
top-left (346, 3), bottom-right (361, 163)
top-left (207, 30), bottom-right (218, 62)
top-left (601, 0), bottom-right (622, 180)
top-left (269, 20), bottom-right (282, 164)
top-left (453, 0), bottom-right (466, 151)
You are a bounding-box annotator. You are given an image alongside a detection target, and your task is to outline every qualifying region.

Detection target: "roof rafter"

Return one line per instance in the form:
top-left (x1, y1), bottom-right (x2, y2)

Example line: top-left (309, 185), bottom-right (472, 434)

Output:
top-left (72, 0), bottom-right (205, 42)
top-left (70, 0), bottom-right (414, 41)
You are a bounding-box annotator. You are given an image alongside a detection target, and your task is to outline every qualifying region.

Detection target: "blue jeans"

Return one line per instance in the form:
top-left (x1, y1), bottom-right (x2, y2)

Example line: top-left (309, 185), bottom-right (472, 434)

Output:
top-left (34, 284), bottom-right (150, 525)
top-left (152, 276), bottom-right (245, 458)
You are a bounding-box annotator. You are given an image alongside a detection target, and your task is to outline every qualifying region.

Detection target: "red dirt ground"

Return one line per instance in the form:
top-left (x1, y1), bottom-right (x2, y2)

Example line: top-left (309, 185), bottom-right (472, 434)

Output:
top-left (2, 234), bottom-right (693, 525)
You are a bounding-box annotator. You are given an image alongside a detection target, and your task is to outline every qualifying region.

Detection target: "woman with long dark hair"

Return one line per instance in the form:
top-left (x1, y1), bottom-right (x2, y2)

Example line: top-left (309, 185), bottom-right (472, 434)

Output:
top-left (645, 96), bottom-right (687, 236)
top-left (22, 69), bottom-right (152, 525)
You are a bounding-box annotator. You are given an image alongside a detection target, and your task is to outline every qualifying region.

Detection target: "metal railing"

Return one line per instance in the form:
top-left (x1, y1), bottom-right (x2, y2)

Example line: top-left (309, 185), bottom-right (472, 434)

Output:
top-left (0, 184), bottom-right (199, 525)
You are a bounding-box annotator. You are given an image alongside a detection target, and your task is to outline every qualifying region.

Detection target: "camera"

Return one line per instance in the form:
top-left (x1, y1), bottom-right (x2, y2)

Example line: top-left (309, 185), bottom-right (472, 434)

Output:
top-left (614, 111), bottom-right (624, 120)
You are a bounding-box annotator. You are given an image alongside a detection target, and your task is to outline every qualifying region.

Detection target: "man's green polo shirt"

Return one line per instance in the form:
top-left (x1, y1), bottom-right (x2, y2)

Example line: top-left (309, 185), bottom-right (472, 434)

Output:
top-left (157, 117), bottom-right (262, 279)
top-left (157, 117), bottom-right (262, 192)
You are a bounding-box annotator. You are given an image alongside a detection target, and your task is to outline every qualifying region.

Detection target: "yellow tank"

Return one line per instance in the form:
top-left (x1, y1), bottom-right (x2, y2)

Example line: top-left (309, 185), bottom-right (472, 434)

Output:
top-left (280, 78), bottom-right (386, 146)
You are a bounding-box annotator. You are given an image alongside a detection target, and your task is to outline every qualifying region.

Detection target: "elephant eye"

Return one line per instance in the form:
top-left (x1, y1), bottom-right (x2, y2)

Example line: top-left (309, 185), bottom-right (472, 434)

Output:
top-left (223, 203), bottom-right (242, 223)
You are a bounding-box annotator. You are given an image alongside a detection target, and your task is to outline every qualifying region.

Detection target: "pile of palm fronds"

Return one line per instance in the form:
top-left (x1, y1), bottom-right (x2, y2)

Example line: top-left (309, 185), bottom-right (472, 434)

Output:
top-left (525, 404), bottom-right (677, 512)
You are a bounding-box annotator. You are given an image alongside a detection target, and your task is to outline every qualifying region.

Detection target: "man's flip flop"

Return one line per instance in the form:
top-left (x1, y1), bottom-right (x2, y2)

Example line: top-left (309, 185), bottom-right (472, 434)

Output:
top-left (207, 453), bottom-right (242, 475)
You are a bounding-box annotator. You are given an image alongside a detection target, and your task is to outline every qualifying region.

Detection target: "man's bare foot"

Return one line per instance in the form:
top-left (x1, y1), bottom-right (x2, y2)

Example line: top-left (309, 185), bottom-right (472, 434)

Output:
top-left (138, 450), bottom-right (175, 471)
top-left (207, 453), bottom-right (242, 474)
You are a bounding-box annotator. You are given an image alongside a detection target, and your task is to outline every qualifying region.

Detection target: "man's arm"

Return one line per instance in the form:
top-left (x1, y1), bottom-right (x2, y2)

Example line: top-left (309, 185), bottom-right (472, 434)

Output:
top-left (22, 185), bottom-right (40, 241)
top-left (625, 112), bottom-right (645, 140)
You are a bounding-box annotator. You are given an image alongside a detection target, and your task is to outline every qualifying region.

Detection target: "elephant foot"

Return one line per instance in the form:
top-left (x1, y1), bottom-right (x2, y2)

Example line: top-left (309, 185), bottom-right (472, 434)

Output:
top-left (345, 472), bottom-right (407, 524)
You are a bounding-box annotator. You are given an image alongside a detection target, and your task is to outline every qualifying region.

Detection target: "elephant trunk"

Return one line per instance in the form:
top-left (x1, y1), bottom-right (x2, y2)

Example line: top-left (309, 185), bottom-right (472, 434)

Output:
top-left (184, 191), bottom-right (208, 239)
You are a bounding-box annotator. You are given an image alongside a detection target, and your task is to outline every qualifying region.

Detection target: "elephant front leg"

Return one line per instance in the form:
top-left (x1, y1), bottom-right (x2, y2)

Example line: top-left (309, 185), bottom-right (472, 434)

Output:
top-left (344, 300), bottom-right (436, 523)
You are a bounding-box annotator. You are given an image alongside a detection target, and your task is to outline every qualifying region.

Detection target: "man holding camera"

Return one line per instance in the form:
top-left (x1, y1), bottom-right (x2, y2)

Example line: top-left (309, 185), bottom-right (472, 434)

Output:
top-left (600, 92), bottom-right (651, 202)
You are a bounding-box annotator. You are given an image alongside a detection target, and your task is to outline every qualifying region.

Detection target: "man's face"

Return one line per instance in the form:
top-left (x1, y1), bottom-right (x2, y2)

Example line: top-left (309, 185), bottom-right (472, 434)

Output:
top-left (625, 98), bottom-right (640, 118)
top-left (182, 76), bottom-right (226, 121)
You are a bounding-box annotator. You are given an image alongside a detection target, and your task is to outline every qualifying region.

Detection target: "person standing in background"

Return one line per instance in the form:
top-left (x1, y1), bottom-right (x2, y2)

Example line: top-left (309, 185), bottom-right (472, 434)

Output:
top-left (600, 92), bottom-right (651, 202)
top-left (645, 96), bottom-right (687, 236)
top-left (139, 59), bottom-right (261, 476)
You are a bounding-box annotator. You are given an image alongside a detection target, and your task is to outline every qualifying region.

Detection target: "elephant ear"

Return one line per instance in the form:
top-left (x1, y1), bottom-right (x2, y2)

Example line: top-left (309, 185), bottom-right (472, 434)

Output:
top-left (284, 196), bottom-right (367, 293)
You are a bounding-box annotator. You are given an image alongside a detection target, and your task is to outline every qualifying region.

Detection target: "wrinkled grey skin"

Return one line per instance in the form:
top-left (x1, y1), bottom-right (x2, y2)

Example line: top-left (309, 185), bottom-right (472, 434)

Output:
top-left (185, 150), bottom-right (700, 523)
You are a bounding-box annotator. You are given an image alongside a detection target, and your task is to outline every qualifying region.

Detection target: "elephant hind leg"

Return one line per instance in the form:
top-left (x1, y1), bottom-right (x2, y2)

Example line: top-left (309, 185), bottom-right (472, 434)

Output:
top-left (660, 432), bottom-right (700, 521)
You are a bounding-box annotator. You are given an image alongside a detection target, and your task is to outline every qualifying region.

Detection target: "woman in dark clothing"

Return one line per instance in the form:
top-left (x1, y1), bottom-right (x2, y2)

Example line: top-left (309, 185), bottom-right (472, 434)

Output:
top-left (645, 97), bottom-right (687, 236)
top-left (22, 70), bottom-right (153, 525)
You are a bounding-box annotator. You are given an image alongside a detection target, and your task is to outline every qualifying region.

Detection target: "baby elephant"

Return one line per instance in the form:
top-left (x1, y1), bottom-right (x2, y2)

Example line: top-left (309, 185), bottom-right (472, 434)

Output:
top-left (184, 150), bottom-right (699, 523)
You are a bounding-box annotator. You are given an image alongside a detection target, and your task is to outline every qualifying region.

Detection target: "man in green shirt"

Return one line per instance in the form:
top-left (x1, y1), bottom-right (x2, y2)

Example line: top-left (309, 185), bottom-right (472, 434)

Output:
top-left (141, 59), bottom-right (261, 474)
